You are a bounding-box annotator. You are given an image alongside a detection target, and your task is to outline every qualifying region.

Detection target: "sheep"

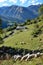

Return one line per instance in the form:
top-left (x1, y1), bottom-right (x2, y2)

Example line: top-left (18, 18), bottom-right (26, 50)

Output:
top-left (13, 55), bottom-right (21, 61)
top-left (21, 53), bottom-right (30, 61)
top-left (25, 54), bottom-right (35, 61)
top-left (40, 53), bottom-right (43, 55)
top-left (0, 55), bottom-right (3, 60)
top-left (21, 52), bottom-right (43, 61)
top-left (5, 53), bottom-right (11, 60)
top-left (34, 52), bottom-right (41, 58)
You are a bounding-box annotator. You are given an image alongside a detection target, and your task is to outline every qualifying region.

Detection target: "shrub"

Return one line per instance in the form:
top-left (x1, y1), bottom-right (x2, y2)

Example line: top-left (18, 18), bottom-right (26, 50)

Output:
top-left (34, 20), bottom-right (37, 23)
top-left (32, 24), bottom-right (42, 37)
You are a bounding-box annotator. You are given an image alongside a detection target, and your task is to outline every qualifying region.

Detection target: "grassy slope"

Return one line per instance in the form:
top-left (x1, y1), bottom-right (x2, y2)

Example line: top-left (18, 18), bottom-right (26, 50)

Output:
top-left (0, 56), bottom-right (43, 65)
top-left (0, 16), bottom-right (43, 65)
top-left (1, 21), bottom-right (43, 50)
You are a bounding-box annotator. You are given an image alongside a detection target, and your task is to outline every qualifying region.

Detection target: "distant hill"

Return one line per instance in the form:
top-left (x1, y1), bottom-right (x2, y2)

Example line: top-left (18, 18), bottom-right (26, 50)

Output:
top-left (0, 5), bottom-right (41, 28)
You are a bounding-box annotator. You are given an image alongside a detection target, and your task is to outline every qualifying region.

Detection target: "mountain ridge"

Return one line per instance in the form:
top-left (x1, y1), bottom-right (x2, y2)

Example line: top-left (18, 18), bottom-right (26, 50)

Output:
top-left (0, 5), bottom-right (41, 28)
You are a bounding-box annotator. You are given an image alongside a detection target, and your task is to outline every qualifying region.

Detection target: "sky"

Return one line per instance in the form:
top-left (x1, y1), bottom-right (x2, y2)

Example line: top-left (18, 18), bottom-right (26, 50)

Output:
top-left (0, 0), bottom-right (43, 7)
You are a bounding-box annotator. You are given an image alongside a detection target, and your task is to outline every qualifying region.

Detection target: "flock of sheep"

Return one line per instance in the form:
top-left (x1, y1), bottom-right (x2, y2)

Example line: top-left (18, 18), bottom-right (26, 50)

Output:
top-left (0, 46), bottom-right (43, 61)
top-left (13, 52), bottom-right (43, 61)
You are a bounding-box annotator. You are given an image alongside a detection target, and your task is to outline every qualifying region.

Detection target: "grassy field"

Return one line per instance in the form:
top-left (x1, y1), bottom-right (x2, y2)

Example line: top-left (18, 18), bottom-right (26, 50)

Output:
top-left (0, 56), bottom-right (43, 65)
top-left (0, 16), bottom-right (43, 65)
top-left (1, 21), bottom-right (43, 50)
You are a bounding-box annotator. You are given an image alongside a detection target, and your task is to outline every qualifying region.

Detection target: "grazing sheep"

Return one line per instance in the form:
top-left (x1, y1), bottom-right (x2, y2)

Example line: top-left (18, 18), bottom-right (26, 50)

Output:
top-left (5, 53), bottom-right (11, 60)
top-left (34, 52), bottom-right (40, 58)
top-left (40, 53), bottom-right (43, 56)
top-left (13, 55), bottom-right (21, 61)
top-left (37, 52), bottom-right (41, 57)
top-left (21, 53), bottom-right (30, 61)
top-left (0, 55), bottom-right (3, 60)
top-left (25, 54), bottom-right (35, 61)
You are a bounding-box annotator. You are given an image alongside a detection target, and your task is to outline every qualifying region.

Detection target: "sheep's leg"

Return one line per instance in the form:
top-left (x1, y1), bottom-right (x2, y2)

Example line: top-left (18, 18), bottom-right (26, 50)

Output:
top-left (21, 56), bottom-right (25, 61)
top-left (25, 56), bottom-right (30, 61)
top-left (34, 54), bottom-right (37, 58)
top-left (21, 55), bottom-right (28, 61)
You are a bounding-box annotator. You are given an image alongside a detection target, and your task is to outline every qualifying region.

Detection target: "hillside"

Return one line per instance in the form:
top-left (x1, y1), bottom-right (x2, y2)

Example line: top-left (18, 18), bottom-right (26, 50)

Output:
top-left (0, 15), bottom-right (43, 65)
top-left (1, 15), bottom-right (43, 50)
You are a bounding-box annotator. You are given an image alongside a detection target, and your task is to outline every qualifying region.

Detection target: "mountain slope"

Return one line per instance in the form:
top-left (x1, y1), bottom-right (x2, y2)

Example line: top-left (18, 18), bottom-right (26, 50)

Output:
top-left (2, 15), bottom-right (43, 50)
top-left (0, 5), bottom-right (41, 28)
top-left (0, 5), bottom-right (40, 22)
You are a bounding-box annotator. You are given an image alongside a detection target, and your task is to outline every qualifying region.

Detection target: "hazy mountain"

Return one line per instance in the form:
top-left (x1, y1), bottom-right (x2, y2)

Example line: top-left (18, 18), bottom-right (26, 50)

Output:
top-left (0, 5), bottom-right (40, 28)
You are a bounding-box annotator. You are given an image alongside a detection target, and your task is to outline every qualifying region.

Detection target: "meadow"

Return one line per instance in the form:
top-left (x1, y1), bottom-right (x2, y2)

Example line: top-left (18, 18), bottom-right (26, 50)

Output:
top-left (0, 16), bottom-right (43, 65)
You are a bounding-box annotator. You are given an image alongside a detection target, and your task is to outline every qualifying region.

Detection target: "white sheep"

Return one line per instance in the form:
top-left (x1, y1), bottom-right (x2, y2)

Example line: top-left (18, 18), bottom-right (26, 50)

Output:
top-left (13, 55), bottom-right (21, 61)
top-left (21, 53), bottom-right (30, 61)
top-left (25, 54), bottom-right (35, 61)
top-left (34, 52), bottom-right (40, 58)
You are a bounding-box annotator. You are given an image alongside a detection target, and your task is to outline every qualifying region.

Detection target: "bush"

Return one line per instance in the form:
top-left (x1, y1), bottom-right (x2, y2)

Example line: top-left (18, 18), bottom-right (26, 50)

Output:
top-left (34, 20), bottom-right (37, 23)
top-left (32, 24), bottom-right (42, 37)
top-left (0, 37), bottom-right (3, 44)
top-left (24, 19), bottom-right (32, 25)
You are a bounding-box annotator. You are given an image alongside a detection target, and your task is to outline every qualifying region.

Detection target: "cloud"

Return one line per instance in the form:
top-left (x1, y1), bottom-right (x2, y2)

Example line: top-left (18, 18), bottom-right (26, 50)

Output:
top-left (9, 0), bottom-right (17, 3)
top-left (0, 0), bottom-right (17, 3)
top-left (28, 0), bottom-right (41, 6)
top-left (0, 0), bottom-right (43, 7)
top-left (0, 0), bottom-right (6, 2)
top-left (20, 0), bottom-right (27, 4)
top-left (32, 0), bottom-right (38, 5)
top-left (2, 3), bottom-right (9, 6)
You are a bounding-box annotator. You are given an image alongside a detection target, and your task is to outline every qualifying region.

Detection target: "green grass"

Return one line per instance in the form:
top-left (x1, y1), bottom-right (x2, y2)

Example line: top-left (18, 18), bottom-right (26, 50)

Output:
top-left (0, 20), bottom-right (43, 50)
top-left (0, 16), bottom-right (43, 65)
top-left (0, 56), bottom-right (43, 65)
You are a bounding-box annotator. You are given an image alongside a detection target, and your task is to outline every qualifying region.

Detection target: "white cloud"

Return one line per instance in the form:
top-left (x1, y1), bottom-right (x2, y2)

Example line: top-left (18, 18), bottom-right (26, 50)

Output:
top-left (9, 0), bottom-right (17, 3)
top-left (32, 0), bottom-right (38, 5)
top-left (20, 0), bottom-right (27, 4)
top-left (2, 3), bottom-right (9, 6)
top-left (0, 0), bottom-right (42, 7)
top-left (0, 0), bottom-right (6, 2)
top-left (28, 0), bottom-right (40, 6)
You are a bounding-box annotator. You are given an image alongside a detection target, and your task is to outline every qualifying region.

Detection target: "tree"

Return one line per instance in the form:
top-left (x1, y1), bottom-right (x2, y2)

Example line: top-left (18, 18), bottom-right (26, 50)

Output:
top-left (0, 19), bottom-right (2, 34)
top-left (14, 22), bottom-right (18, 27)
top-left (0, 19), bottom-right (3, 44)
top-left (24, 19), bottom-right (31, 25)
top-left (39, 4), bottom-right (43, 15)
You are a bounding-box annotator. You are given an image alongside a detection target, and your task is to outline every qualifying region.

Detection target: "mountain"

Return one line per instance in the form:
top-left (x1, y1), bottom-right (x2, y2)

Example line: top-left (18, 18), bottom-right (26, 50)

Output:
top-left (0, 5), bottom-right (40, 28)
